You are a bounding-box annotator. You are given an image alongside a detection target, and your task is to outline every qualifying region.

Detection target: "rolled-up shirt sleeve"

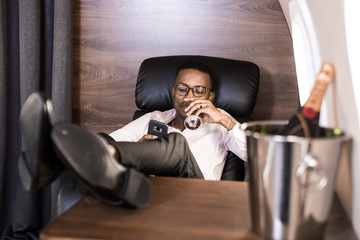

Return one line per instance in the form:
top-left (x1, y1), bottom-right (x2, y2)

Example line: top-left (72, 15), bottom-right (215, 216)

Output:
top-left (225, 122), bottom-right (248, 161)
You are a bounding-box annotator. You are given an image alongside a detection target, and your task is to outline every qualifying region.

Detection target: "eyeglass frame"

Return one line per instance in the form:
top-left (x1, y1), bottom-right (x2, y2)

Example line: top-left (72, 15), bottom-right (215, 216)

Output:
top-left (173, 84), bottom-right (212, 97)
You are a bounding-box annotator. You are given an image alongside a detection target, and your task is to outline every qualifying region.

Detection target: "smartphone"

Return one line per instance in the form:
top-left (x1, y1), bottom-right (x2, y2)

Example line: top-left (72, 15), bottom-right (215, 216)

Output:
top-left (147, 120), bottom-right (168, 137)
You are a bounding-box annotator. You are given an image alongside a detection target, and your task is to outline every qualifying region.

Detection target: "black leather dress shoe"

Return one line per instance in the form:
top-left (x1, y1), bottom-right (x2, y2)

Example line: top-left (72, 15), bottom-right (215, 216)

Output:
top-left (18, 92), bottom-right (64, 191)
top-left (51, 123), bottom-right (152, 208)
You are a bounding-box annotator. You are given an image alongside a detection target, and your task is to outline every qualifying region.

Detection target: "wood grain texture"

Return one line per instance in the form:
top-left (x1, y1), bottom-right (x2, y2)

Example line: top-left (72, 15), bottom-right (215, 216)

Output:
top-left (40, 177), bottom-right (358, 240)
top-left (73, 0), bottom-right (299, 133)
top-left (40, 177), bottom-right (259, 240)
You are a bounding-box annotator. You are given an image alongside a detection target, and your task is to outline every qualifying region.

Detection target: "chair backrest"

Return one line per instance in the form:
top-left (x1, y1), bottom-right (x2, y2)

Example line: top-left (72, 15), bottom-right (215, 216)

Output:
top-left (134, 55), bottom-right (260, 180)
top-left (134, 55), bottom-right (260, 122)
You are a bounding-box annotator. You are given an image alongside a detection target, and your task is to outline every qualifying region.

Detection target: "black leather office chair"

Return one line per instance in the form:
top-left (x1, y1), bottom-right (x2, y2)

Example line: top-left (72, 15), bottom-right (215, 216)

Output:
top-left (133, 55), bottom-right (260, 181)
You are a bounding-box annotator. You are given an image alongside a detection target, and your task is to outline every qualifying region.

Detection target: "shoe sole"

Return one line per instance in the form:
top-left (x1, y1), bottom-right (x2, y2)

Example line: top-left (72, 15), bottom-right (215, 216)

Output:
top-left (51, 123), bottom-right (151, 208)
top-left (18, 92), bottom-right (63, 190)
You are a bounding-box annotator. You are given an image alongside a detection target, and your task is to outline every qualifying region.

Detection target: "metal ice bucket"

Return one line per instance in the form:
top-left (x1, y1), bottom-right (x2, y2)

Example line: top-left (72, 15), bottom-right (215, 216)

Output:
top-left (242, 120), bottom-right (351, 240)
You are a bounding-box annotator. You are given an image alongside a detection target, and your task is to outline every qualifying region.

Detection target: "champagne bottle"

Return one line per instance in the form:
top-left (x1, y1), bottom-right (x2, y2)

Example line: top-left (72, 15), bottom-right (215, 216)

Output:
top-left (278, 63), bottom-right (335, 137)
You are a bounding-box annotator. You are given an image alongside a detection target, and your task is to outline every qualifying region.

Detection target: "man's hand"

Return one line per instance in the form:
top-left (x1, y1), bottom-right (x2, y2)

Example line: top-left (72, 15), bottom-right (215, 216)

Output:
top-left (138, 134), bottom-right (158, 142)
top-left (184, 98), bottom-right (235, 130)
top-left (184, 98), bottom-right (222, 123)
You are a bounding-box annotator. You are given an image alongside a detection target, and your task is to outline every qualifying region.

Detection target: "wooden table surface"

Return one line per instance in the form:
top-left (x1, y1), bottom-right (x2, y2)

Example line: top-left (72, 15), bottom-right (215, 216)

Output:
top-left (40, 177), bottom-right (357, 240)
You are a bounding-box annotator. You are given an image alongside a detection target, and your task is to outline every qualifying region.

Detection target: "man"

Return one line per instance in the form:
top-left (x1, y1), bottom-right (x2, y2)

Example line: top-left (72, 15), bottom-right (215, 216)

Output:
top-left (107, 62), bottom-right (247, 180)
top-left (19, 62), bottom-right (247, 208)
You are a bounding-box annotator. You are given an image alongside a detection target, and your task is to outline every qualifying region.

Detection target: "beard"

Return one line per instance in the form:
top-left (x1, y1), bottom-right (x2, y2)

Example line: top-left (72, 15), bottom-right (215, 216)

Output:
top-left (180, 101), bottom-right (191, 109)
top-left (174, 101), bottom-right (190, 119)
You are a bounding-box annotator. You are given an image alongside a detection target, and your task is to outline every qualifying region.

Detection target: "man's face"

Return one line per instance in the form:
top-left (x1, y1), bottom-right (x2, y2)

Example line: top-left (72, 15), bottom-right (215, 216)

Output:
top-left (172, 68), bottom-right (214, 119)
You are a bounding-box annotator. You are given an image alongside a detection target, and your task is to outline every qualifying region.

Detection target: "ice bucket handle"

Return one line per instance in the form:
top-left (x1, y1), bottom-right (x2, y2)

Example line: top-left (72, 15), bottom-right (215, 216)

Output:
top-left (296, 154), bottom-right (328, 189)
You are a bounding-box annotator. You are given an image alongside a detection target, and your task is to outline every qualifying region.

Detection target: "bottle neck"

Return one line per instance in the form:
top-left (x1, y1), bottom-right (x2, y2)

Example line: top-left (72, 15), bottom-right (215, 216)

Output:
top-left (303, 79), bottom-right (330, 113)
top-left (303, 63), bottom-right (334, 114)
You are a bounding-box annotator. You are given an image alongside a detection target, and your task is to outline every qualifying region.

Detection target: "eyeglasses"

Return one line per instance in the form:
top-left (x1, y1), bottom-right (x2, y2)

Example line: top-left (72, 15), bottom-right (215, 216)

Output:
top-left (173, 84), bottom-right (211, 97)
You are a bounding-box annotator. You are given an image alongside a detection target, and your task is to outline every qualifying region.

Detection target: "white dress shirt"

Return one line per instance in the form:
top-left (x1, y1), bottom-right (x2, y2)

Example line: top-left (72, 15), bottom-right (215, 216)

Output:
top-left (109, 109), bottom-right (247, 180)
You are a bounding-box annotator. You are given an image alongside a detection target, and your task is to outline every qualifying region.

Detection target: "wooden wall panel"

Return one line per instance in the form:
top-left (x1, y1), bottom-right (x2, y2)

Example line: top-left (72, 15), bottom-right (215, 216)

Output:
top-left (73, 0), bottom-right (299, 133)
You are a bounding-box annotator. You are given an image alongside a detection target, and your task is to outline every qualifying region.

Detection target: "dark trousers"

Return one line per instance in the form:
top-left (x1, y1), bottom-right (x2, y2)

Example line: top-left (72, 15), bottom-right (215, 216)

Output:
top-left (100, 133), bottom-right (204, 179)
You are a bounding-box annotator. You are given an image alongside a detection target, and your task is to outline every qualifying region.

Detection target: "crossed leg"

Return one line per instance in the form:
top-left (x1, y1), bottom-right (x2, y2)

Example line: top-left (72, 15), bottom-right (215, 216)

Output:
top-left (105, 133), bottom-right (204, 179)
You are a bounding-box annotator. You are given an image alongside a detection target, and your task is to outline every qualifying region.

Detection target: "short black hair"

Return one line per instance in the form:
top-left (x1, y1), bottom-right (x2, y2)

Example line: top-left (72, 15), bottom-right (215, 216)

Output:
top-left (175, 61), bottom-right (215, 88)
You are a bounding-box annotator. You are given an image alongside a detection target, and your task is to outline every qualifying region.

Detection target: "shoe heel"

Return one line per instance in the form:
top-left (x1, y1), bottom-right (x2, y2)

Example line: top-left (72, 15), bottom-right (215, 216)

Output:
top-left (18, 152), bottom-right (35, 191)
top-left (121, 169), bottom-right (151, 208)
top-left (18, 150), bottom-right (63, 191)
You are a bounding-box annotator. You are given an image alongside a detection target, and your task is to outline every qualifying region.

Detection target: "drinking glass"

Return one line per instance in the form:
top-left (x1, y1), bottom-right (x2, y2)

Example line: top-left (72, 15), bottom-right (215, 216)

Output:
top-left (184, 115), bottom-right (201, 130)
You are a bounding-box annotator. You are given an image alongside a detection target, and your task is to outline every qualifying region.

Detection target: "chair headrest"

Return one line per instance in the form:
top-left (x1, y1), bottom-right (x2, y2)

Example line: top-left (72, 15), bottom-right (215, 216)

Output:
top-left (135, 55), bottom-right (260, 122)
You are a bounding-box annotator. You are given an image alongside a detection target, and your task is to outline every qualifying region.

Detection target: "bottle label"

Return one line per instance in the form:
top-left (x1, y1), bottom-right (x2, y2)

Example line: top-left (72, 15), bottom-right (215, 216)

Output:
top-left (301, 107), bottom-right (317, 119)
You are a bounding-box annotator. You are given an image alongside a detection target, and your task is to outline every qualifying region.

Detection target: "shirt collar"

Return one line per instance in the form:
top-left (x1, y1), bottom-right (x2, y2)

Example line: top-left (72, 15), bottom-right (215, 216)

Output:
top-left (153, 109), bottom-right (177, 123)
